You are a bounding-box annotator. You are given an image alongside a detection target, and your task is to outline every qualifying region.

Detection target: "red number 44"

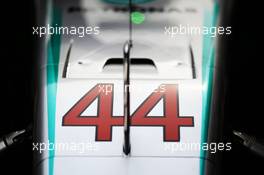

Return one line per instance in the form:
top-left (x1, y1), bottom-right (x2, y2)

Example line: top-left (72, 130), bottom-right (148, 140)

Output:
top-left (62, 84), bottom-right (194, 142)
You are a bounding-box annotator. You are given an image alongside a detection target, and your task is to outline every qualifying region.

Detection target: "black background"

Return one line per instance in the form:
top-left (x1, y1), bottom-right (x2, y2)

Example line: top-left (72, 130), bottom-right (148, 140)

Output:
top-left (1, 0), bottom-right (263, 174)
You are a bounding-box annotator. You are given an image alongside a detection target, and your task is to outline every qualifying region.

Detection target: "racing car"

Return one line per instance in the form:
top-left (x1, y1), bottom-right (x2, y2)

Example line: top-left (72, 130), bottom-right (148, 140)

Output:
top-left (0, 0), bottom-right (237, 174)
top-left (32, 0), bottom-right (222, 174)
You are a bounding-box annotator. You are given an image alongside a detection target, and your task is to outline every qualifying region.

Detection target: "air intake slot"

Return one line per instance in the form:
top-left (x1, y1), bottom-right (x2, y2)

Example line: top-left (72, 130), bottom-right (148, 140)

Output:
top-left (103, 58), bottom-right (156, 69)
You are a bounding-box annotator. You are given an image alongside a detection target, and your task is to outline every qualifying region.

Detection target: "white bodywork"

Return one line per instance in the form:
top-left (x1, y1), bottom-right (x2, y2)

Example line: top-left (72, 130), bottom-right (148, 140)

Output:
top-left (34, 0), bottom-right (216, 174)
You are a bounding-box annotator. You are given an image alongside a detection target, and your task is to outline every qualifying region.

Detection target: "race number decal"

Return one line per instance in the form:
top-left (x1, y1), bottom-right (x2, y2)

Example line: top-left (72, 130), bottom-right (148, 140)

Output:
top-left (131, 84), bottom-right (194, 141)
top-left (62, 84), bottom-right (123, 141)
top-left (62, 84), bottom-right (194, 142)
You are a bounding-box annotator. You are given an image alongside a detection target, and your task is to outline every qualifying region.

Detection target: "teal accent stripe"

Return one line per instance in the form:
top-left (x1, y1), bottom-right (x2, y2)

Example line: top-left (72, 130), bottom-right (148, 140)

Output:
top-left (200, 2), bottom-right (219, 175)
top-left (47, 8), bottom-right (61, 175)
